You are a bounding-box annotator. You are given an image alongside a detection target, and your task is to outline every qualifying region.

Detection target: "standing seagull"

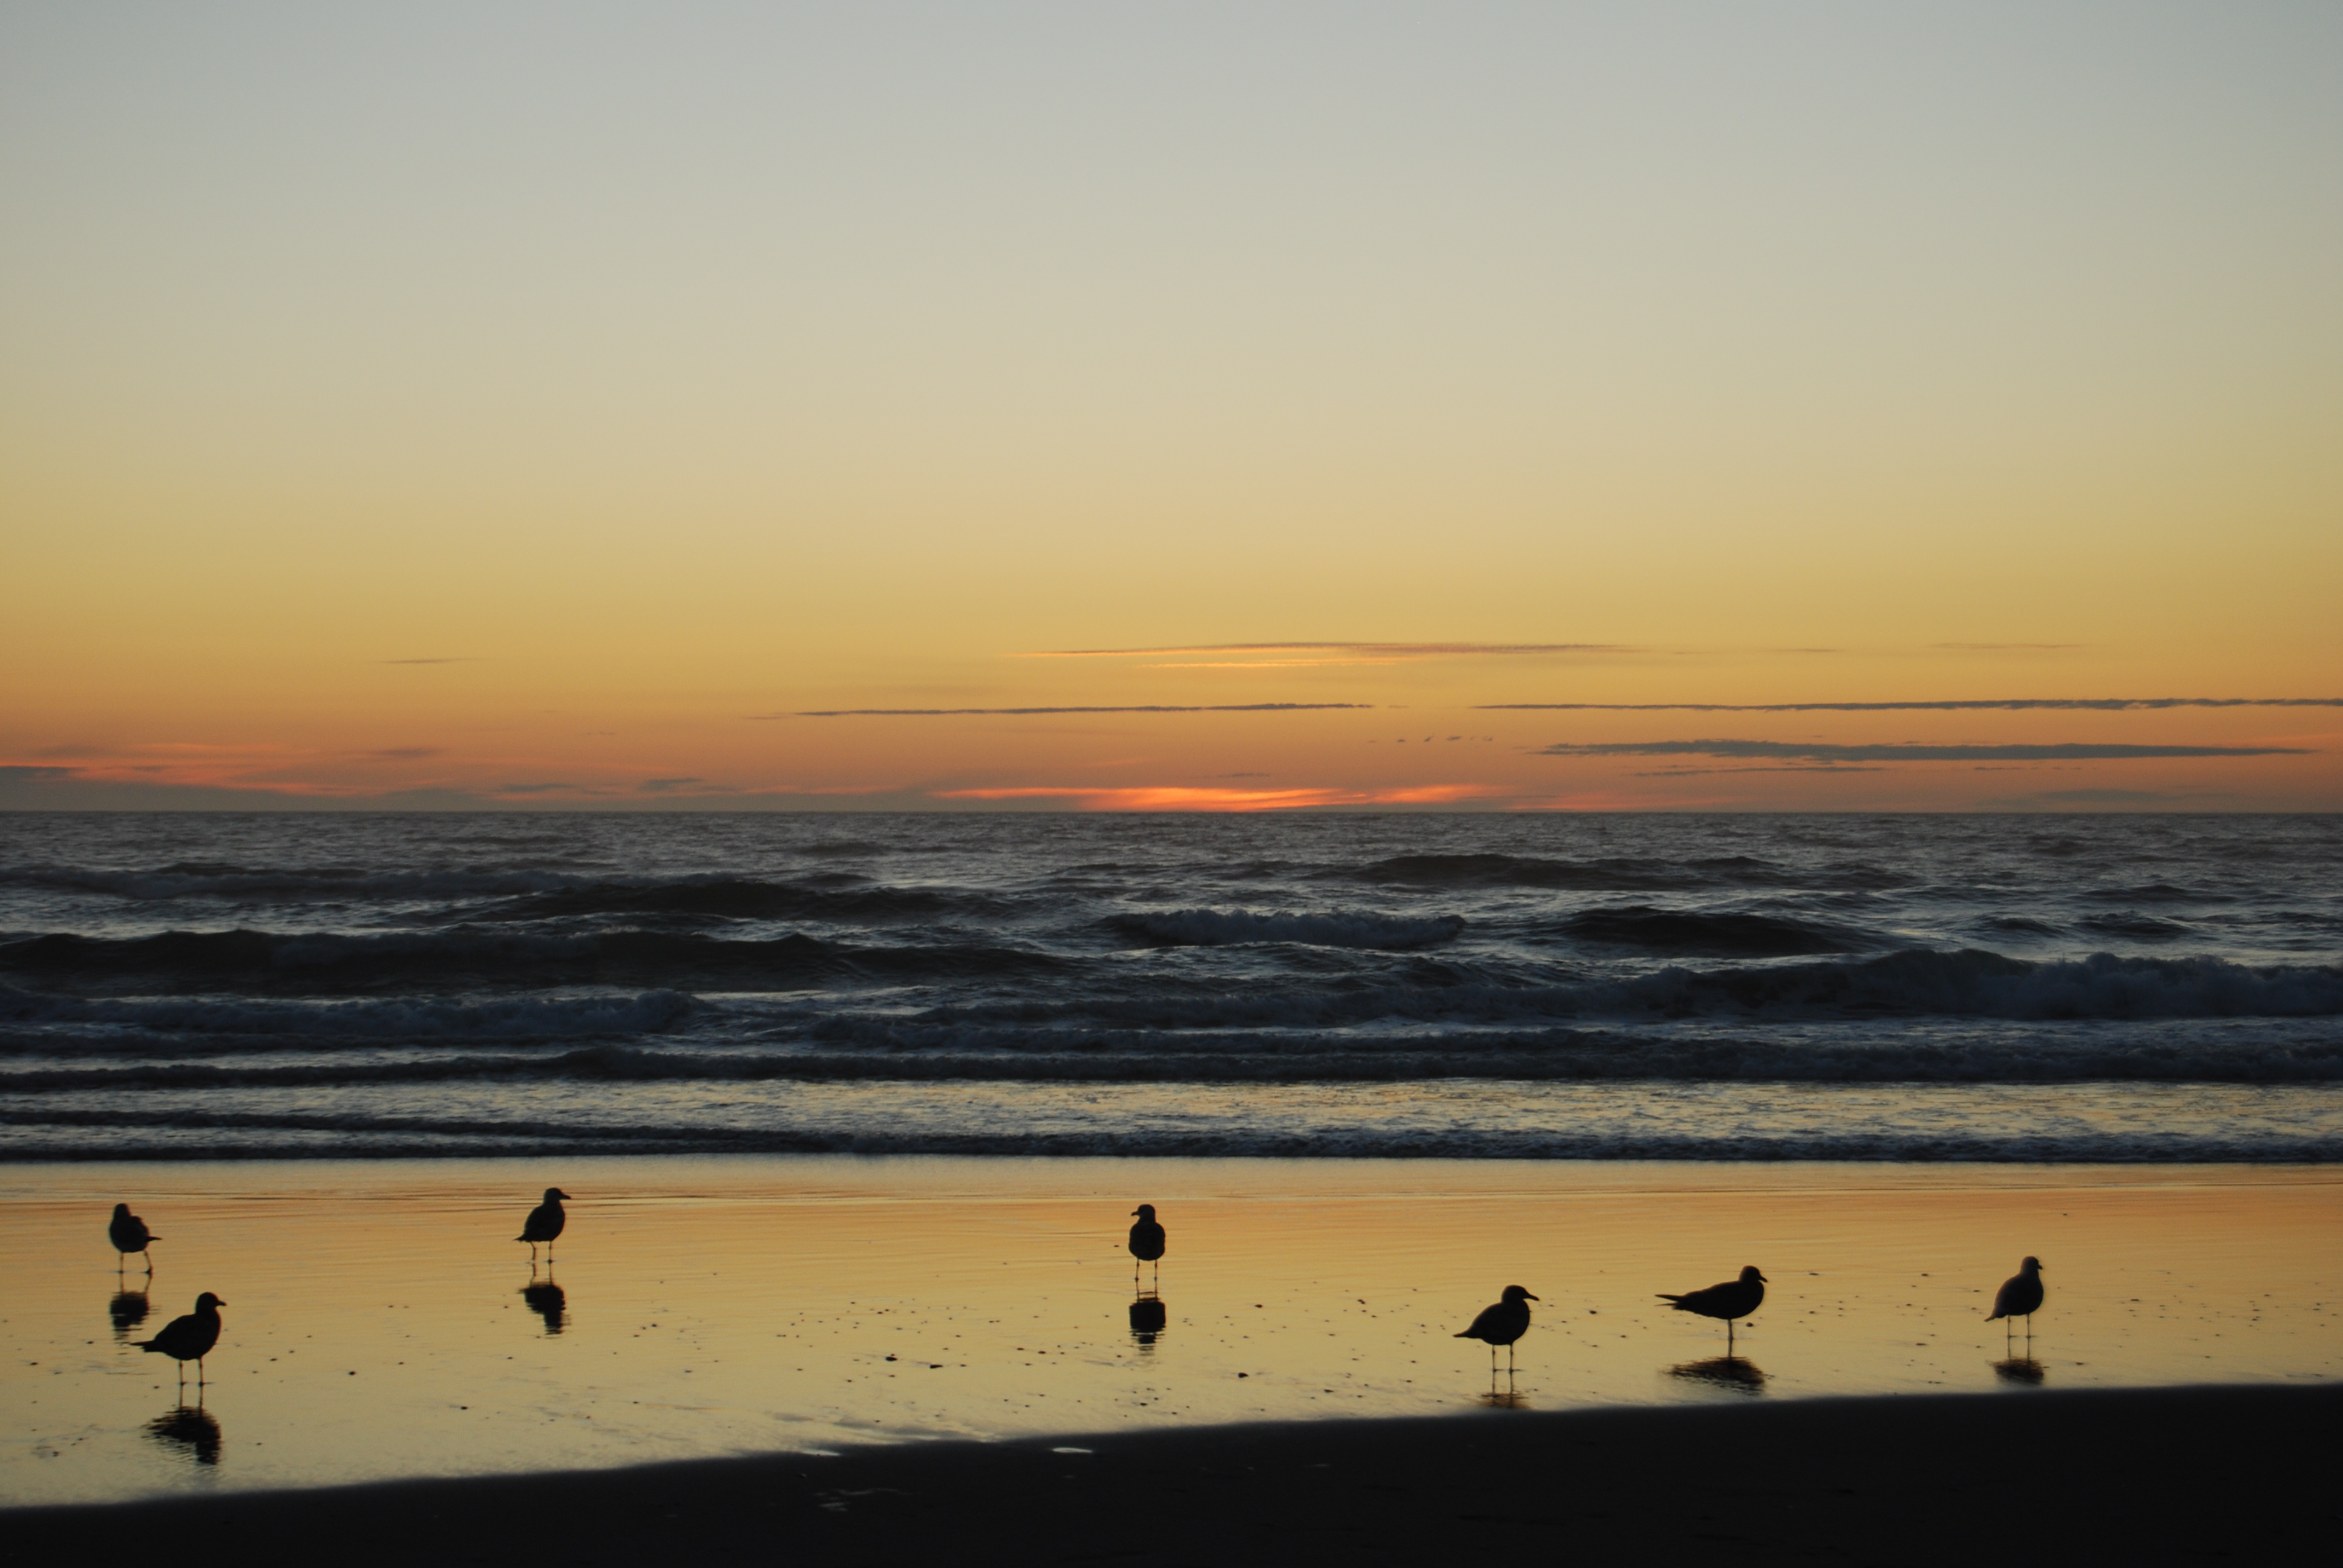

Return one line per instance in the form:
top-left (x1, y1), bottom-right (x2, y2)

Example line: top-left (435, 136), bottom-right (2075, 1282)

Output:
top-left (1987, 1256), bottom-right (2045, 1343)
top-left (1127, 1204), bottom-right (1166, 1293)
top-left (1455, 1284), bottom-right (1539, 1374)
top-left (138, 1292), bottom-right (225, 1392)
top-left (517, 1187), bottom-right (571, 1264)
top-left (110, 1203), bottom-right (159, 1273)
top-left (1659, 1266), bottom-right (1767, 1352)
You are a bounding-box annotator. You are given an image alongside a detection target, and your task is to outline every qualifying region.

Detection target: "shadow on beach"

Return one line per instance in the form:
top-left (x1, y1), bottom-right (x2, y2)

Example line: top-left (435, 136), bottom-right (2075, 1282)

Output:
top-left (146, 1404), bottom-right (221, 1466)
top-left (522, 1276), bottom-right (568, 1336)
top-left (1128, 1296), bottom-right (1167, 1347)
top-left (1669, 1356), bottom-right (1768, 1393)
top-left (110, 1289), bottom-right (151, 1339)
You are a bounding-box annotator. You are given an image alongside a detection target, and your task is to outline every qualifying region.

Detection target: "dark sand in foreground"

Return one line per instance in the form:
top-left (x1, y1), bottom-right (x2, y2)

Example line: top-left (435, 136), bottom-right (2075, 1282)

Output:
top-left (15, 1384), bottom-right (2336, 1564)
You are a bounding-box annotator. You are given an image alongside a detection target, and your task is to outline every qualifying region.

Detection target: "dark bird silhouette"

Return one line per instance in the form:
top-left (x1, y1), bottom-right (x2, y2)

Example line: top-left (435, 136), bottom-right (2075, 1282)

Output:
top-left (1455, 1284), bottom-right (1539, 1374)
top-left (1659, 1266), bottom-right (1767, 1351)
top-left (1987, 1255), bottom-right (2045, 1343)
top-left (1128, 1296), bottom-right (1167, 1346)
top-left (517, 1187), bottom-right (571, 1263)
top-left (110, 1203), bottom-right (158, 1272)
top-left (1993, 1356), bottom-right (2046, 1386)
top-left (110, 1288), bottom-right (152, 1339)
top-left (137, 1292), bottom-right (225, 1390)
top-left (521, 1276), bottom-right (568, 1335)
top-left (1127, 1204), bottom-right (1165, 1293)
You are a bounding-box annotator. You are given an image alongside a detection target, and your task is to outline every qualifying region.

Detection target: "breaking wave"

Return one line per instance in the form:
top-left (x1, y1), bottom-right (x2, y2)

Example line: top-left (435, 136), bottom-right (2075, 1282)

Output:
top-left (1109, 909), bottom-right (1467, 950)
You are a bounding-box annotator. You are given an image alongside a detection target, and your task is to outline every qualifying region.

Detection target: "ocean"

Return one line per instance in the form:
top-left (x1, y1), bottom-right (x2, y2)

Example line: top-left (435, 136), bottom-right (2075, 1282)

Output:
top-left (4, 811), bottom-right (2339, 1163)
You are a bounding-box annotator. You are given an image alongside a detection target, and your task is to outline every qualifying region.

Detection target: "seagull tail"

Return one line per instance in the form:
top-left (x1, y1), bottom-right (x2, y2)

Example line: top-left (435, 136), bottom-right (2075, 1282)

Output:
top-left (1657, 1293), bottom-right (1686, 1305)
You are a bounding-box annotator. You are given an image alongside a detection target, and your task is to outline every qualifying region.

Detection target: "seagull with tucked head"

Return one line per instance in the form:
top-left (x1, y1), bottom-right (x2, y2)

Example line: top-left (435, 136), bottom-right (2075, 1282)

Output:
top-left (1987, 1256), bottom-right (2045, 1341)
top-left (110, 1203), bottom-right (159, 1272)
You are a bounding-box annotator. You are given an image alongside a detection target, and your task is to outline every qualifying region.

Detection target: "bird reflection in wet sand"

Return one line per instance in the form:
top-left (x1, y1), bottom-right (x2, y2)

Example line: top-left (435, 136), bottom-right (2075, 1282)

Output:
top-left (110, 1288), bottom-right (151, 1339)
top-left (1479, 1382), bottom-right (1531, 1410)
top-left (1993, 1357), bottom-right (2046, 1386)
top-left (1669, 1356), bottom-right (1769, 1393)
top-left (521, 1273), bottom-right (568, 1335)
top-left (147, 1403), bottom-right (222, 1465)
top-left (1128, 1296), bottom-right (1167, 1347)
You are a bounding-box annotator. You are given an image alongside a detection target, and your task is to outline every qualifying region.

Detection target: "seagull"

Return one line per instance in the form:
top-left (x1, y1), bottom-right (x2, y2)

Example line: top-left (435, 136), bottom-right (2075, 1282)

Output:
top-left (110, 1203), bottom-right (159, 1272)
top-left (1659, 1266), bottom-right (1767, 1351)
top-left (1987, 1256), bottom-right (2045, 1342)
top-left (1455, 1284), bottom-right (1539, 1374)
top-left (138, 1292), bottom-right (225, 1391)
top-left (1128, 1204), bottom-right (1166, 1292)
top-left (517, 1187), bottom-right (571, 1264)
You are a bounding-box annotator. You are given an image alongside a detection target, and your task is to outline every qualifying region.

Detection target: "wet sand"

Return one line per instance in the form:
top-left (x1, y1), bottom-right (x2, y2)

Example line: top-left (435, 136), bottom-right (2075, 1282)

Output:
top-left (2, 1157), bottom-right (2338, 1504)
top-left (13, 1383), bottom-right (2339, 1563)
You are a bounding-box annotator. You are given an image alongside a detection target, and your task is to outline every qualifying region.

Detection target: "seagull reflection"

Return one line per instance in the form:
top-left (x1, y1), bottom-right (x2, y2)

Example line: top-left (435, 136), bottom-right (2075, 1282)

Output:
top-left (1480, 1383), bottom-right (1531, 1410)
top-left (110, 1288), bottom-right (152, 1339)
top-left (1669, 1356), bottom-right (1769, 1393)
top-left (1993, 1356), bottom-right (2046, 1386)
top-left (521, 1275), bottom-right (568, 1335)
top-left (147, 1403), bottom-right (222, 1465)
top-left (1127, 1296), bottom-right (1167, 1347)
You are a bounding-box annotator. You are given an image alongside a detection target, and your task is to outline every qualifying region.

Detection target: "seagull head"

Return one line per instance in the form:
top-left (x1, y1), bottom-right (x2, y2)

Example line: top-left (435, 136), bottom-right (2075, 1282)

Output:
top-left (113, 1203), bottom-right (133, 1218)
top-left (194, 1293), bottom-right (226, 1311)
top-left (2022, 1256), bottom-right (2043, 1272)
top-left (1501, 1285), bottom-right (1539, 1302)
top-left (544, 1188), bottom-right (571, 1202)
top-left (1741, 1267), bottom-right (1768, 1284)
top-left (1131, 1204), bottom-right (1156, 1220)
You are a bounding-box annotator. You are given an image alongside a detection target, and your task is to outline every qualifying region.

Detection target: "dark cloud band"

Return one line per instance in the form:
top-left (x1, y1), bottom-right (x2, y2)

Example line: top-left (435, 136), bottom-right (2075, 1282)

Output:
top-left (1541, 739), bottom-right (2309, 762)
top-left (1489, 698), bottom-right (2341, 712)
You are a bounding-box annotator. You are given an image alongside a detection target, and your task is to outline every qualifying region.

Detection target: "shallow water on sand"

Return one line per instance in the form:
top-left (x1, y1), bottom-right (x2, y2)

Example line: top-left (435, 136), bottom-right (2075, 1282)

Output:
top-left (2, 1156), bottom-right (2338, 1504)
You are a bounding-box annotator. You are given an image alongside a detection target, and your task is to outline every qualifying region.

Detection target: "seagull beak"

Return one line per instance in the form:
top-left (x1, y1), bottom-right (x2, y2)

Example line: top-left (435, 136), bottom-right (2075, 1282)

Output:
top-left (1525, 1293), bottom-right (1540, 1301)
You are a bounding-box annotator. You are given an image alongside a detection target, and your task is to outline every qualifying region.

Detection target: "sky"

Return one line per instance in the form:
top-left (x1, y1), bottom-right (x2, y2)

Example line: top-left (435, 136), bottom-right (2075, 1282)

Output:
top-left (3, 1), bottom-right (2338, 811)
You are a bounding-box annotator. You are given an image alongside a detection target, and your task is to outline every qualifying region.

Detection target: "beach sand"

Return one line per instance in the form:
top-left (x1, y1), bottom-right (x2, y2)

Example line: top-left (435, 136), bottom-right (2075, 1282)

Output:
top-left (4, 1155), bottom-right (2337, 1508)
top-left (12, 1384), bottom-right (2339, 1563)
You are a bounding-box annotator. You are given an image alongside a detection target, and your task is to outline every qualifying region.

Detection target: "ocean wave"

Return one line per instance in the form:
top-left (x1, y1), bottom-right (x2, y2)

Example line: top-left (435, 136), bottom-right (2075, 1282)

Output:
top-left (7, 1024), bottom-right (2342, 1086)
top-left (485, 876), bottom-right (988, 924)
top-left (0, 987), bottom-right (695, 1041)
top-left (1556, 906), bottom-right (1856, 956)
top-left (2, 1106), bottom-right (2333, 1163)
top-left (0, 862), bottom-right (591, 901)
top-left (0, 927), bottom-right (1063, 994)
top-left (1109, 909), bottom-right (1467, 950)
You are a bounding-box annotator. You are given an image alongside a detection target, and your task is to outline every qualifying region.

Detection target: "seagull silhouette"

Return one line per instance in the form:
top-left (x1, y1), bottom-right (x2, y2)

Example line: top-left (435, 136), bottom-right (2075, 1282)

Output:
top-left (1987, 1255), bottom-right (2045, 1343)
top-left (110, 1203), bottom-right (159, 1273)
top-left (1128, 1204), bottom-right (1165, 1293)
top-left (1455, 1284), bottom-right (1539, 1374)
top-left (1659, 1266), bottom-right (1767, 1351)
top-left (137, 1292), bottom-right (225, 1392)
top-left (517, 1187), bottom-right (571, 1264)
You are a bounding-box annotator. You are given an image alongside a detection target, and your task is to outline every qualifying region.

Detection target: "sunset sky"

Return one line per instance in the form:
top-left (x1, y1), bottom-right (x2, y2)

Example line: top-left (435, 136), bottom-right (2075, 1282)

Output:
top-left (4, 2), bottom-right (2337, 811)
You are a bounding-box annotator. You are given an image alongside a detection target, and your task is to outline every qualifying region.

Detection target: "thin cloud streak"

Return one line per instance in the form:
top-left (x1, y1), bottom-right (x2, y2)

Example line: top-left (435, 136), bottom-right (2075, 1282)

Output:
top-left (782, 703), bottom-right (1373, 717)
top-left (1489, 698), bottom-right (2343, 712)
top-left (1541, 740), bottom-right (2310, 763)
top-left (1026, 642), bottom-right (1627, 659)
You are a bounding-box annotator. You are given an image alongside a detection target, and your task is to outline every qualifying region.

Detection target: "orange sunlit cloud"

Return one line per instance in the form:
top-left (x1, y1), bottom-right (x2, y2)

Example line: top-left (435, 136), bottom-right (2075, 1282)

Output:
top-left (935, 784), bottom-right (1509, 812)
